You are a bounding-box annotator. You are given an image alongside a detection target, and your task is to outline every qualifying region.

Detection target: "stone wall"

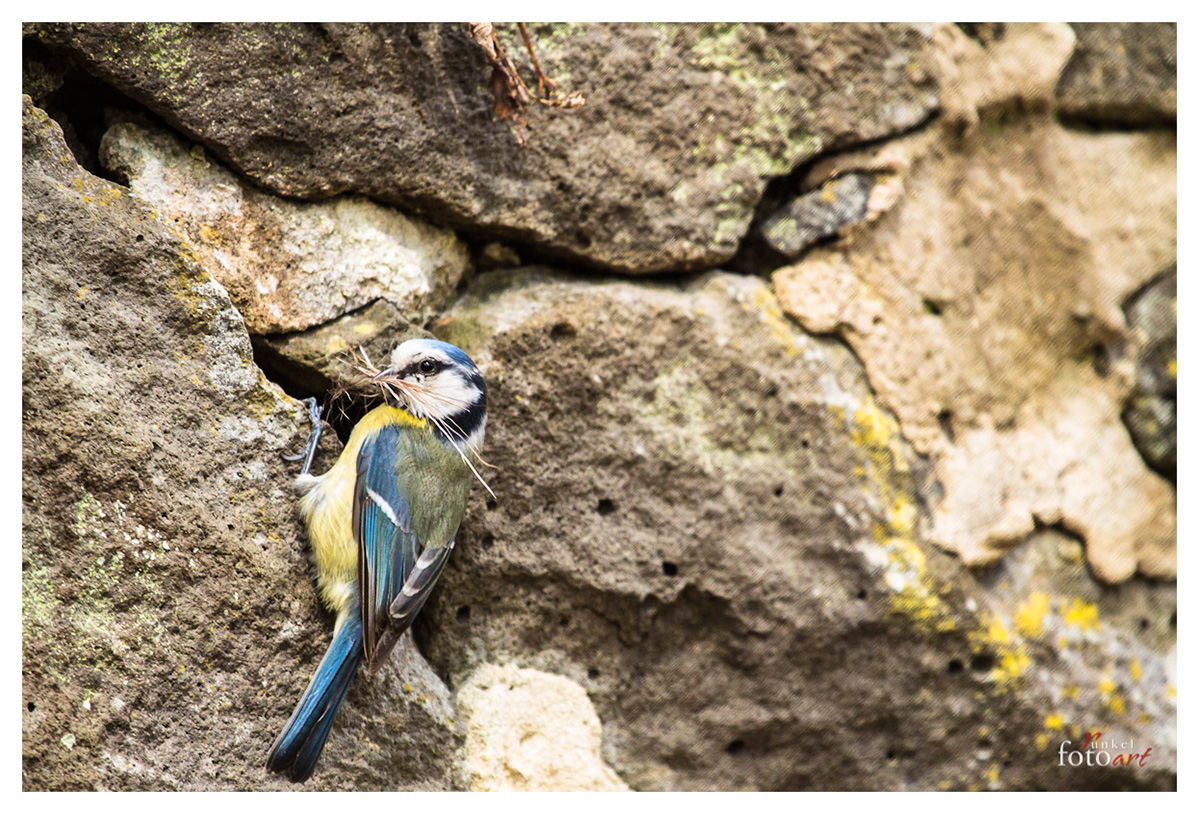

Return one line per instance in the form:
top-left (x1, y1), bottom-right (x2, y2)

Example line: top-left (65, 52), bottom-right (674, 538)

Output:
top-left (22, 22), bottom-right (1175, 790)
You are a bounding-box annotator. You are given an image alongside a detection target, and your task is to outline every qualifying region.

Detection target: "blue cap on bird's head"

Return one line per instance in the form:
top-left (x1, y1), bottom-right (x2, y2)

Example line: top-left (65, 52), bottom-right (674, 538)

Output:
top-left (374, 338), bottom-right (487, 449)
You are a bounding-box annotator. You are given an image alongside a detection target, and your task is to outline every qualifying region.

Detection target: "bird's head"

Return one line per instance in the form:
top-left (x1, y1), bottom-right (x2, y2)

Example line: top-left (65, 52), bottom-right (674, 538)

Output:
top-left (373, 338), bottom-right (487, 449)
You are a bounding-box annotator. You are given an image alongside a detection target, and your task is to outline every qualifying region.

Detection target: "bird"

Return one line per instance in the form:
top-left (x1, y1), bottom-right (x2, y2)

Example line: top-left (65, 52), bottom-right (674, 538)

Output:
top-left (266, 338), bottom-right (488, 783)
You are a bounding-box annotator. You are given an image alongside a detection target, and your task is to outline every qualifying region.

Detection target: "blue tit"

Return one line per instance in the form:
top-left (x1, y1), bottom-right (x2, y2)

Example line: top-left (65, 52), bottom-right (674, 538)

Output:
top-left (266, 338), bottom-right (488, 783)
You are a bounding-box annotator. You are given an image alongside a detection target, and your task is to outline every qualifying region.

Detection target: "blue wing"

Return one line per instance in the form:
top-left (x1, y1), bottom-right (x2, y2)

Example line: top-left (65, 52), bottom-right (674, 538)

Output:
top-left (365, 539), bottom-right (456, 675)
top-left (352, 425), bottom-right (419, 667)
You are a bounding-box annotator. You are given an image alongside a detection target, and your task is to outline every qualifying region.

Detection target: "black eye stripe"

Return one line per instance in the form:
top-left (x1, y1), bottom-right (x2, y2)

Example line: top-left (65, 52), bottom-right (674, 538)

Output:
top-left (398, 358), bottom-right (444, 377)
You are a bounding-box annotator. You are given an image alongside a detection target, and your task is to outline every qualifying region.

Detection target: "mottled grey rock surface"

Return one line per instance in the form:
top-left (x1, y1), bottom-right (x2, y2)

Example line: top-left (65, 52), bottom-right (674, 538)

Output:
top-left (22, 19), bottom-right (1176, 791)
top-left (1122, 269), bottom-right (1176, 480)
top-left (413, 268), bottom-right (1175, 790)
top-left (28, 22), bottom-right (939, 274)
top-left (22, 97), bottom-right (458, 791)
top-left (100, 119), bottom-right (470, 335)
top-left (1058, 23), bottom-right (1176, 124)
top-left (759, 173), bottom-right (875, 260)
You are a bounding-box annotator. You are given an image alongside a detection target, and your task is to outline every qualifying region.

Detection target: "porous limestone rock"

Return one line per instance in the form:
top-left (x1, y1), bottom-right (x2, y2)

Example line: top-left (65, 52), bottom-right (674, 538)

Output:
top-left (413, 267), bottom-right (1174, 790)
top-left (29, 22), bottom-right (940, 274)
top-left (457, 663), bottom-right (628, 791)
top-left (99, 119), bottom-right (470, 335)
top-left (22, 97), bottom-right (457, 791)
top-left (772, 24), bottom-right (1176, 583)
top-left (932, 22), bottom-right (1075, 127)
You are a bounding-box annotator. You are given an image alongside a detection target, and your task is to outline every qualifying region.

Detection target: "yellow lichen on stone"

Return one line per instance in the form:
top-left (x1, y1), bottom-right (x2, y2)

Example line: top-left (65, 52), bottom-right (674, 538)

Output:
top-left (1044, 713), bottom-right (1065, 731)
top-left (1061, 598), bottom-right (1101, 631)
top-left (986, 615), bottom-right (1011, 645)
top-left (889, 497), bottom-right (918, 539)
top-left (746, 286), bottom-right (799, 356)
top-left (1014, 592), bottom-right (1051, 637)
top-left (969, 614), bottom-right (1030, 689)
top-left (996, 647), bottom-right (1031, 684)
top-left (849, 398), bottom-right (958, 633)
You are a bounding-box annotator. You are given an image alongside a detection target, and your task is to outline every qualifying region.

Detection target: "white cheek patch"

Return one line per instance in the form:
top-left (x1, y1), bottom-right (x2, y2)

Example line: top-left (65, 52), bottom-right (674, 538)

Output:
top-left (464, 414), bottom-right (487, 452)
top-left (412, 372), bottom-right (482, 421)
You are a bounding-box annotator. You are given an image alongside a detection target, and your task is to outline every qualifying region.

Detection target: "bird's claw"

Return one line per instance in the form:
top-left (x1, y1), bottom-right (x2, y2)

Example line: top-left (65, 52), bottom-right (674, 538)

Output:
top-left (283, 397), bottom-right (325, 475)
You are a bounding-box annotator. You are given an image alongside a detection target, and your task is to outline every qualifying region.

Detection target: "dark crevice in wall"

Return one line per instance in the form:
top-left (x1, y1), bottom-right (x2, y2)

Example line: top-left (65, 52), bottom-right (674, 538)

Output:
top-left (727, 113), bottom-right (940, 278)
top-left (24, 37), bottom-right (159, 183)
top-left (955, 23), bottom-right (1007, 46)
top-left (249, 336), bottom-right (365, 445)
top-left (1055, 112), bottom-right (1176, 134)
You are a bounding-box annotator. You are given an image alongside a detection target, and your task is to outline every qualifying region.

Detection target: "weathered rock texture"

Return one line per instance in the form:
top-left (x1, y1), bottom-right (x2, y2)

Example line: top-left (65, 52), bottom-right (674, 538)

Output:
top-left (457, 663), bottom-right (628, 791)
top-left (23, 18), bottom-right (1176, 792)
top-left (1058, 23), bottom-right (1177, 125)
top-left (99, 119), bottom-right (470, 335)
top-left (772, 23), bottom-right (1176, 583)
top-left (22, 97), bottom-right (459, 791)
top-left (934, 22), bottom-right (1075, 127)
top-left (1122, 269), bottom-right (1176, 481)
top-left (414, 268), bottom-right (1174, 790)
top-left (28, 22), bottom-right (939, 274)
top-left (758, 173), bottom-right (875, 261)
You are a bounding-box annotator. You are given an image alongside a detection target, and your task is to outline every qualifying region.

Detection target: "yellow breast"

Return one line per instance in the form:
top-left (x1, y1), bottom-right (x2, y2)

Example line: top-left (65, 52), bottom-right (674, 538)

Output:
top-left (298, 405), bottom-right (427, 614)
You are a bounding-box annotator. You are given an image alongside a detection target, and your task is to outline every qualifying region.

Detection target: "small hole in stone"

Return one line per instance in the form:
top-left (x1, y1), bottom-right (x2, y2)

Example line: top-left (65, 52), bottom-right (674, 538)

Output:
top-left (559, 616), bottom-right (569, 627)
top-left (856, 588), bottom-right (868, 600)
top-left (922, 298), bottom-right (943, 317)
top-left (773, 485), bottom-right (784, 497)
top-left (1169, 612), bottom-right (1177, 628)
top-left (886, 749), bottom-right (897, 761)
top-left (456, 605), bottom-right (471, 623)
top-left (800, 439), bottom-right (810, 449)
top-left (872, 315), bottom-right (883, 326)
top-left (726, 739), bottom-right (745, 755)
top-left (765, 385), bottom-right (778, 399)
top-left (597, 498), bottom-right (615, 516)
top-left (970, 653), bottom-right (996, 673)
top-left (1139, 618), bottom-right (1150, 631)
top-left (135, 234), bottom-right (144, 242)
top-left (662, 561), bottom-right (678, 577)
top-left (948, 658), bottom-right (964, 674)
top-left (480, 533), bottom-right (495, 551)
top-left (486, 499), bottom-right (497, 511)
top-left (937, 409), bottom-right (955, 442)
top-left (549, 322), bottom-right (577, 341)
top-left (588, 667), bottom-right (600, 680)
top-left (27, 702), bottom-right (35, 712)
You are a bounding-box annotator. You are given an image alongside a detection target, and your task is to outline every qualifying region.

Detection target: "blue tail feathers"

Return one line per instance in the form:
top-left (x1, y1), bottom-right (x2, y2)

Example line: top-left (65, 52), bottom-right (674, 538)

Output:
top-left (266, 612), bottom-right (363, 783)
